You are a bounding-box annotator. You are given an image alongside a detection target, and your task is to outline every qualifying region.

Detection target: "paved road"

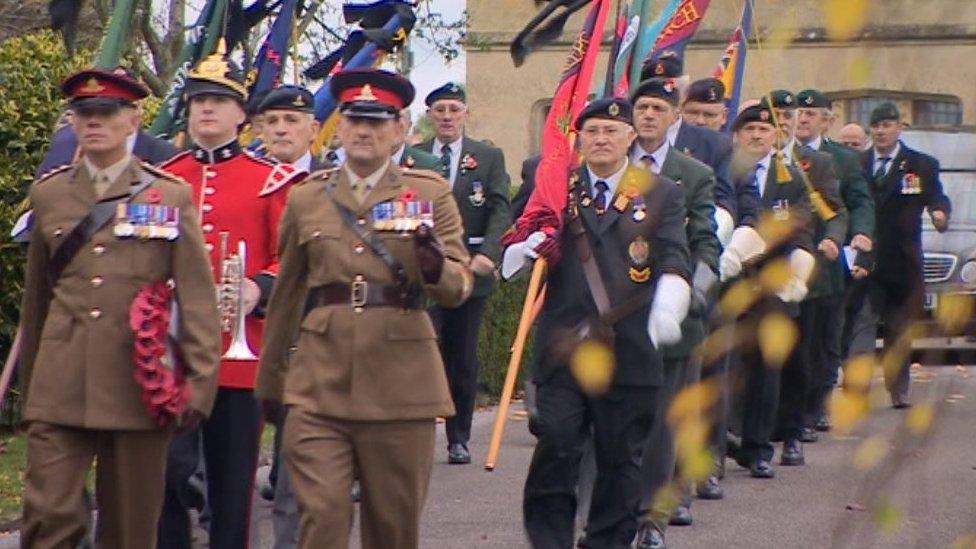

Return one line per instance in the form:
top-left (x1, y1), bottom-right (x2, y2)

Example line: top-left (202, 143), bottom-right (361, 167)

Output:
top-left (2, 366), bottom-right (974, 548)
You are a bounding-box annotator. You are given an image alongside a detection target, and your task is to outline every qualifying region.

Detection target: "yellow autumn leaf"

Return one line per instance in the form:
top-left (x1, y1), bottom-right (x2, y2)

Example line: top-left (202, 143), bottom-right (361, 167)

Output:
top-left (935, 293), bottom-right (974, 335)
top-left (719, 280), bottom-right (759, 319)
top-left (570, 339), bottom-right (615, 396)
top-left (847, 55), bottom-right (871, 88)
top-left (873, 499), bottom-right (902, 535)
top-left (667, 381), bottom-right (718, 426)
top-left (674, 417), bottom-right (709, 460)
top-left (754, 212), bottom-right (794, 249)
top-left (905, 403), bottom-right (934, 435)
top-left (765, 24), bottom-right (794, 50)
top-left (679, 447), bottom-right (714, 483)
top-left (757, 312), bottom-right (798, 368)
top-left (821, 0), bottom-right (869, 41)
top-left (757, 259), bottom-right (791, 294)
top-left (844, 355), bottom-right (875, 392)
top-left (830, 391), bottom-right (869, 434)
top-left (852, 436), bottom-right (888, 471)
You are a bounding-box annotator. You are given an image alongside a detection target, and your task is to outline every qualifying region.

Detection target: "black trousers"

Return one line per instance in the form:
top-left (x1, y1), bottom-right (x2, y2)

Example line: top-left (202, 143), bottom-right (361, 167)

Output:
top-left (869, 274), bottom-right (923, 400)
top-left (802, 294), bottom-right (845, 425)
top-left (523, 371), bottom-right (657, 549)
top-left (736, 298), bottom-right (788, 464)
top-left (158, 387), bottom-right (262, 549)
top-left (430, 297), bottom-right (487, 446)
top-left (776, 299), bottom-right (816, 441)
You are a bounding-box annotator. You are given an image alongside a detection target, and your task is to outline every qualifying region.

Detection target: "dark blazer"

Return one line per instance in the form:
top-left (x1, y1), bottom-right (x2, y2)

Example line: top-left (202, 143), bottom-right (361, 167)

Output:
top-left (511, 155), bottom-right (540, 220)
top-left (400, 146), bottom-right (441, 171)
top-left (673, 120), bottom-right (738, 223)
top-left (534, 164), bottom-right (690, 387)
top-left (421, 136), bottom-right (512, 298)
top-left (752, 157), bottom-right (817, 255)
top-left (35, 126), bottom-right (179, 178)
top-left (861, 141), bottom-right (951, 284)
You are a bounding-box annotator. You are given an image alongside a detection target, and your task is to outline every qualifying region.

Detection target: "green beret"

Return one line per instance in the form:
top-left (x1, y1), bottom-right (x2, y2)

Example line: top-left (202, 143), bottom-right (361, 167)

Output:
top-left (870, 101), bottom-right (901, 125)
top-left (425, 82), bottom-right (466, 106)
top-left (796, 89), bottom-right (830, 109)
top-left (760, 89), bottom-right (795, 109)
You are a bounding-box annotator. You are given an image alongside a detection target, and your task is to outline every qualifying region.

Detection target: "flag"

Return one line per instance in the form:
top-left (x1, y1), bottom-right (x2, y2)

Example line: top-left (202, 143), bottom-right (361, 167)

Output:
top-left (646, 0), bottom-right (712, 62)
top-left (245, 0), bottom-right (299, 99)
top-left (148, 0), bottom-right (228, 138)
top-left (94, 0), bottom-right (139, 68)
top-left (714, 0), bottom-right (752, 131)
top-left (510, 0), bottom-right (592, 67)
top-left (629, 0), bottom-right (680, 86)
top-left (610, 10), bottom-right (640, 97)
top-left (599, 1), bottom-right (628, 97)
top-left (505, 0), bottom-right (612, 256)
top-left (48, 0), bottom-right (84, 55)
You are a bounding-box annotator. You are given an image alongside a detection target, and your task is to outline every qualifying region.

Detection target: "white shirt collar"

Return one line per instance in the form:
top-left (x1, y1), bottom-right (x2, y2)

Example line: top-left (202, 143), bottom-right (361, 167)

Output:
top-left (344, 159), bottom-right (390, 191)
top-left (754, 151), bottom-right (774, 196)
top-left (433, 136), bottom-right (464, 185)
top-left (667, 118), bottom-right (682, 146)
top-left (290, 151), bottom-right (312, 172)
top-left (126, 132), bottom-right (137, 153)
top-left (84, 153), bottom-right (133, 184)
top-left (802, 134), bottom-right (824, 151)
top-left (586, 160), bottom-right (629, 196)
top-left (630, 140), bottom-right (669, 175)
top-left (391, 143), bottom-right (406, 166)
top-left (780, 139), bottom-right (798, 164)
top-left (874, 141), bottom-right (901, 166)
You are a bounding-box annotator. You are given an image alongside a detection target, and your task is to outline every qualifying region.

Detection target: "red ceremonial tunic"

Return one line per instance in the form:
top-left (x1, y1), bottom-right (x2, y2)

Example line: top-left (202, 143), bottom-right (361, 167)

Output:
top-left (160, 140), bottom-right (304, 389)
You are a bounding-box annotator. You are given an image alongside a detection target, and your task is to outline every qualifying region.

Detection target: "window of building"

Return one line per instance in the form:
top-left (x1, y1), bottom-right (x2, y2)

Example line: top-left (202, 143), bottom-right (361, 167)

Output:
top-left (914, 99), bottom-right (963, 126)
top-left (831, 91), bottom-right (963, 129)
top-left (847, 97), bottom-right (891, 128)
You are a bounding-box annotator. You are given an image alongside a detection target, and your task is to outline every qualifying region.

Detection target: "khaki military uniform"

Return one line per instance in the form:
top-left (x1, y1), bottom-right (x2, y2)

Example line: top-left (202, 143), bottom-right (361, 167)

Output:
top-left (256, 163), bottom-right (472, 549)
top-left (19, 157), bottom-right (220, 549)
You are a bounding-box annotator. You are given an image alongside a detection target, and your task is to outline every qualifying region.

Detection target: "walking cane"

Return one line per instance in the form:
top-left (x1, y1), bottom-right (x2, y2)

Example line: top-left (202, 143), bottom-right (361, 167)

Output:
top-left (485, 259), bottom-right (546, 471)
top-left (0, 326), bottom-right (22, 413)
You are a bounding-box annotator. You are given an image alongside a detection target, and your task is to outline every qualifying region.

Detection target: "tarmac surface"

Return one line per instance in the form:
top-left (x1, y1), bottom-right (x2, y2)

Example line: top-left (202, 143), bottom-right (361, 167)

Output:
top-left (1, 365), bottom-right (973, 548)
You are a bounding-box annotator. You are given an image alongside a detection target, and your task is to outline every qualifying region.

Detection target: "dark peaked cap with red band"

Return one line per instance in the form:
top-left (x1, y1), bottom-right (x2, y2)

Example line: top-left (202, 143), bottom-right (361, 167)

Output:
top-left (61, 67), bottom-right (149, 112)
top-left (331, 69), bottom-right (415, 120)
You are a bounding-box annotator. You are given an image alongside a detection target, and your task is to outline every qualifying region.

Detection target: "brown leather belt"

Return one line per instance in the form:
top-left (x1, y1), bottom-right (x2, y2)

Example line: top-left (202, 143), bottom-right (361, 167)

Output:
top-left (307, 278), bottom-right (425, 310)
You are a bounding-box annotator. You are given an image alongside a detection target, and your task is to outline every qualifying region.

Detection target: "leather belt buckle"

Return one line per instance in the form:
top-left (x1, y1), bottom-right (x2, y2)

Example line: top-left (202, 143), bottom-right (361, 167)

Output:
top-left (351, 276), bottom-right (367, 311)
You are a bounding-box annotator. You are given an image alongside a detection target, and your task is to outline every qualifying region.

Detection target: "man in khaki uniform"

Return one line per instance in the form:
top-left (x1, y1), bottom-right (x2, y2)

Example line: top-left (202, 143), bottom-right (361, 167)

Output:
top-left (256, 69), bottom-right (473, 549)
top-left (18, 68), bottom-right (220, 548)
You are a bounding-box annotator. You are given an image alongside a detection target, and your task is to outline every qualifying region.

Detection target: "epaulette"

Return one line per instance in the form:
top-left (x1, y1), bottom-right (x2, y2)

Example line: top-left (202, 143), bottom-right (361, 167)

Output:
top-left (34, 163), bottom-right (72, 184)
top-left (258, 162), bottom-right (306, 197)
top-left (141, 161), bottom-right (189, 186)
top-left (307, 166), bottom-right (340, 184)
top-left (401, 167), bottom-right (448, 183)
top-left (158, 150), bottom-right (191, 170)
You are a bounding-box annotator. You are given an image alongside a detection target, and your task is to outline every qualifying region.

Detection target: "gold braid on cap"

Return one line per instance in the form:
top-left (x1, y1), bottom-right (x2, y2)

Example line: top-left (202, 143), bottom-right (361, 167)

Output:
top-left (188, 40), bottom-right (249, 99)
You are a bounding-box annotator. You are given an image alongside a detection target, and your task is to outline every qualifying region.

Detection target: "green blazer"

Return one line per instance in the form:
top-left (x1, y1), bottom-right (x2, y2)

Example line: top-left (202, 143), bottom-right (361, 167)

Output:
top-left (792, 146), bottom-right (849, 299)
top-left (400, 146), bottom-right (442, 171)
top-left (421, 136), bottom-right (512, 298)
top-left (656, 147), bottom-right (719, 360)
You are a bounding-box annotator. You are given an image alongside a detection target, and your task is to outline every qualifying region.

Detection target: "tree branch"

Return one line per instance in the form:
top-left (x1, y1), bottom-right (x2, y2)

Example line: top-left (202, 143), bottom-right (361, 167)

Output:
top-left (139, 1), bottom-right (167, 75)
top-left (164, 0), bottom-right (185, 65)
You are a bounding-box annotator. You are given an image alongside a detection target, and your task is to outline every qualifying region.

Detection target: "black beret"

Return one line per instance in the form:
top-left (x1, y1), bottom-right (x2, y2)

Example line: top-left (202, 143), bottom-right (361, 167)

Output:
top-left (185, 50), bottom-right (248, 103)
top-left (331, 68), bottom-right (415, 120)
top-left (257, 85), bottom-right (314, 114)
top-left (684, 78), bottom-right (725, 104)
top-left (631, 77), bottom-right (680, 106)
top-left (870, 101), bottom-right (901, 126)
top-left (575, 97), bottom-right (633, 130)
top-left (796, 89), bottom-right (830, 109)
top-left (760, 89), bottom-right (795, 109)
top-left (732, 103), bottom-right (775, 132)
top-left (425, 82), bottom-right (466, 106)
top-left (639, 50), bottom-right (683, 81)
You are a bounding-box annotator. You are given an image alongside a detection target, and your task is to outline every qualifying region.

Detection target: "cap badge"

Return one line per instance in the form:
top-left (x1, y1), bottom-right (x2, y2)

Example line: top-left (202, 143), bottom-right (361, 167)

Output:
top-left (663, 79), bottom-right (675, 93)
top-left (292, 94), bottom-right (306, 107)
top-left (760, 110), bottom-right (770, 121)
top-left (80, 78), bottom-right (105, 94)
top-left (784, 95), bottom-right (793, 105)
top-left (194, 54), bottom-right (230, 81)
top-left (654, 64), bottom-right (664, 75)
top-left (355, 84), bottom-right (378, 102)
top-left (707, 88), bottom-right (717, 102)
top-left (804, 96), bottom-right (813, 106)
top-left (608, 103), bottom-right (620, 116)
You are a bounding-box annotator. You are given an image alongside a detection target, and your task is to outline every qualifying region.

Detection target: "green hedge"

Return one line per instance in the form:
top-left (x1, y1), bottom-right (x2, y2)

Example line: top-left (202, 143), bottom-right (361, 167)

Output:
top-left (477, 275), bottom-right (535, 400)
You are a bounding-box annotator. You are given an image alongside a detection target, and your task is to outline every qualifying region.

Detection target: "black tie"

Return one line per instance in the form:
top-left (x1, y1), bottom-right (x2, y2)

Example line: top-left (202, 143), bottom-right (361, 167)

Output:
top-left (440, 144), bottom-right (452, 180)
top-left (593, 180), bottom-right (609, 214)
top-left (874, 156), bottom-right (891, 185)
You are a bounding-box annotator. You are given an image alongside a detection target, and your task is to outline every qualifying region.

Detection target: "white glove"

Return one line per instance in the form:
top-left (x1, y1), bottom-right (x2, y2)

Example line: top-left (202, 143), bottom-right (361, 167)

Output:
top-left (648, 273), bottom-right (690, 347)
top-left (714, 206), bottom-right (734, 247)
top-left (776, 248), bottom-right (816, 302)
top-left (500, 231), bottom-right (546, 280)
top-left (719, 226), bottom-right (766, 281)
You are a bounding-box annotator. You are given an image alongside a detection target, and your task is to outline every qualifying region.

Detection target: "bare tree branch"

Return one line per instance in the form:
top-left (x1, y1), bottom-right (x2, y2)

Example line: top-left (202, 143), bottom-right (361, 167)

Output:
top-left (139, 2), bottom-right (167, 75)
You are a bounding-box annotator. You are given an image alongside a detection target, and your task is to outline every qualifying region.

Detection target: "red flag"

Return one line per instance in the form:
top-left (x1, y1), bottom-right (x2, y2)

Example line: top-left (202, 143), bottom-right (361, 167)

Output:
top-left (505, 0), bottom-right (612, 259)
top-left (648, 0), bottom-right (711, 60)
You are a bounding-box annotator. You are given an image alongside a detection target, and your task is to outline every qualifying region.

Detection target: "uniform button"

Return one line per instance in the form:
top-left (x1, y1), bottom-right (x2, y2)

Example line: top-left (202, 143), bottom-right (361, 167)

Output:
top-left (205, 170), bottom-right (217, 179)
top-left (92, 244), bottom-right (105, 256)
top-left (312, 230), bottom-right (322, 239)
top-left (357, 217), bottom-right (366, 226)
top-left (204, 187), bottom-right (216, 196)
top-left (91, 276), bottom-right (103, 288)
top-left (202, 223), bottom-right (214, 233)
top-left (354, 244), bottom-right (365, 254)
top-left (202, 203), bottom-right (214, 213)
top-left (205, 243), bottom-right (214, 252)
top-left (54, 228), bottom-right (63, 237)
top-left (89, 308), bottom-right (102, 320)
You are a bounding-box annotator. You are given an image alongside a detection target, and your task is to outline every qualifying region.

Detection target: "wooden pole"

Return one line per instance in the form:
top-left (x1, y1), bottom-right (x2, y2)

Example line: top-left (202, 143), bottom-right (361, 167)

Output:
top-left (485, 259), bottom-right (546, 471)
top-left (0, 326), bottom-right (22, 413)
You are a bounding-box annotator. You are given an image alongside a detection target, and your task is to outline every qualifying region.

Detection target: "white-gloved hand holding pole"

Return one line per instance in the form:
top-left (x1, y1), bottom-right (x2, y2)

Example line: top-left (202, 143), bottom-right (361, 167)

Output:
top-left (500, 231), bottom-right (547, 280)
top-left (647, 273), bottom-right (691, 348)
top-left (718, 226), bottom-right (766, 282)
top-left (714, 206), bottom-right (735, 247)
top-left (776, 248), bottom-right (817, 302)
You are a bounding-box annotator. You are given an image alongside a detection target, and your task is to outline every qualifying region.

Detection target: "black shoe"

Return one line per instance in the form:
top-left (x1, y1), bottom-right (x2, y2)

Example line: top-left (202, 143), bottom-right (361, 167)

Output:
top-left (892, 395), bottom-right (912, 409)
top-left (447, 443), bottom-right (471, 464)
top-left (726, 432), bottom-right (742, 460)
top-left (749, 459), bottom-right (775, 478)
top-left (800, 427), bottom-right (819, 443)
top-left (815, 415), bottom-right (831, 432)
top-left (631, 523), bottom-right (666, 549)
top-left (669, 504), bottom-right (692, 526)
top-left (781, 439), bottom-right (805, 466)
top-left (697, 475), bottom-right (724, 500)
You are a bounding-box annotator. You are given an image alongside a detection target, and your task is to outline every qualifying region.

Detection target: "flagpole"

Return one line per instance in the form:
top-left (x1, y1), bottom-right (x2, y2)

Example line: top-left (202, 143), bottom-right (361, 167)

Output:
top-left (94, 0), bottom-right (138, 68)
top-left (485, 259), bottom-right (546, 471)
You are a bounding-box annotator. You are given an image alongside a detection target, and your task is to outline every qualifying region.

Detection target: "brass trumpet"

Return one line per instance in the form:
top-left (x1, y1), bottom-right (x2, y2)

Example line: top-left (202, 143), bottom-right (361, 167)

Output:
top-left (218, 231), bottom-right (258, 360)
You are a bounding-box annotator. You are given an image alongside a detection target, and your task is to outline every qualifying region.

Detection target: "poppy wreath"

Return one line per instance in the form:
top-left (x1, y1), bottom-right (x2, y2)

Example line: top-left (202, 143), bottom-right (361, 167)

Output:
top-left (129, 281), bottom-right (189, 427)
